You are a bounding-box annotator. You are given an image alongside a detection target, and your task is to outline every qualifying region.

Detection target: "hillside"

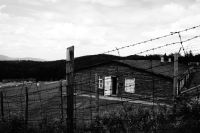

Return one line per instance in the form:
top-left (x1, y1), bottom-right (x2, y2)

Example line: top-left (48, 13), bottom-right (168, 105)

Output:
top-left (0, 55), bottom-right (13, 60)
top-left (0, 54), bottom-right (122, 81)
top-left (0, 54), bottom-right (45, 61)
top-left (0, 53), bottom-right (199, 81)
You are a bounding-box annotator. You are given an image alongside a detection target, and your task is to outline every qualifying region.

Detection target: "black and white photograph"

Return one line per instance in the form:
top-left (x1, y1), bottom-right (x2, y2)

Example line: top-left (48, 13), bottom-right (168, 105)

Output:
top-left (0, 0), bottom-right (200, 132)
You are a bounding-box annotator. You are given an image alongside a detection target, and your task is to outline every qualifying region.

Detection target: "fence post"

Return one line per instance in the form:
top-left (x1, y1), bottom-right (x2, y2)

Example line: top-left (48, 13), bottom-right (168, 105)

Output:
top-left (60, 80), bottom-right (64, 122)
top-left (25, 86), bottom-right (29, 128)
top-left (95, 74), bottom-right (99, 117)
top-left (1, 91), bottom-right (4, 121)
top-left (173, 53), bottom-right (178, 122)
top-left (66, 46), bottom-right (74, 133)
top-left (173, 53), bottom-right (179, 101)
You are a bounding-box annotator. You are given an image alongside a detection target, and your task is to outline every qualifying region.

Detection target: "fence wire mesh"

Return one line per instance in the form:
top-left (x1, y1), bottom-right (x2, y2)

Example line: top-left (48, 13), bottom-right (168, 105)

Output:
top-left (0, 25), bottom-right (200, 133)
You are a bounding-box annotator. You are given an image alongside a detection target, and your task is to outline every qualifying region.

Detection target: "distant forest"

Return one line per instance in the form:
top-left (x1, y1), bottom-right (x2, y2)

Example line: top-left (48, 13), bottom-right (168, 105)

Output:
top-left (0, 53), bottom-right (199, 82)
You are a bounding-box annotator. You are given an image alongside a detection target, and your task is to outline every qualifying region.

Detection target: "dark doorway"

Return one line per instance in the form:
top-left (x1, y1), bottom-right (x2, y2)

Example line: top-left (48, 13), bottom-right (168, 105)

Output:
top-left (112, 77), bottom-right (117, 95)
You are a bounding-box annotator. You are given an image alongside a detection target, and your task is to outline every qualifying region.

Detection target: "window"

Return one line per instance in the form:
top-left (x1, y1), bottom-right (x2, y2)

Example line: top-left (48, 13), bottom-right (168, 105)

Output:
top-left (98, 76), bottom-right (103, 89)
top-left (125, 78), bottom-right (135, 93)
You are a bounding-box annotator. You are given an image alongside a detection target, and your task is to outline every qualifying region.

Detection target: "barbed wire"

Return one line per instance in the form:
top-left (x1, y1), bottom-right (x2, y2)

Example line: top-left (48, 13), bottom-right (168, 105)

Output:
top-left (102, 24), bottom-right (200, 54)
top-left (1, 24), bottom-right (200, 132)
top-left (135, 35), bottom-right (200, 55)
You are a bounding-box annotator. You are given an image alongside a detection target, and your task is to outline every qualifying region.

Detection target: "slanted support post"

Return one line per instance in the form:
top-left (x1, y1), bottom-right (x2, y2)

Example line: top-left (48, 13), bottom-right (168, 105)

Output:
top-left (66, 46), bottom-right (74, 133)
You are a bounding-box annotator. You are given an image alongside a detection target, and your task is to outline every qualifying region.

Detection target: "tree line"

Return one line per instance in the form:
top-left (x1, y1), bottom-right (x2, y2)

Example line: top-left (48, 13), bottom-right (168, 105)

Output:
top-left (0, 53), bottom-right (199, 82)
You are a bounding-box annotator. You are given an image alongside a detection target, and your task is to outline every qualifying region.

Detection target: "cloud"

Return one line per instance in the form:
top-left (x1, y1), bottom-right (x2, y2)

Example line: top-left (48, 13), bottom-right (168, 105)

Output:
top-left (0, 4), bottom-right (6, 10)
top-left (37, 0), bottom-right (60, 3)
top-left (19, 0), bottom-right (60, 6)
top-left (142, 1), bottom-right (200, 37)
top-left (0, 5), bottom-right (108, 59)
top-left (1, 0), bottom-right (200, 60)
top-left (43, 0), bottom-right (59, 3)
top-left (18, 0), bottom-right (43, 6)
top-left (31, 11), bottom-right (66, 21)
top-left (79, 0), bottom-right (126, 7)
top-left (162, 3), bottom-right (185, 15)
top-left (0, 5), bottom-right (9, 21)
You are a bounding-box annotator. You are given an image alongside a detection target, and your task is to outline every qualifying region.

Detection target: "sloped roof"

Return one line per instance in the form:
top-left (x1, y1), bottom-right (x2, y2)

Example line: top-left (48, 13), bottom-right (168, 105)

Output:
top-left (116, 60), bottom-right (189, 79)
top-left (75, 58), bottom-right (189, 79)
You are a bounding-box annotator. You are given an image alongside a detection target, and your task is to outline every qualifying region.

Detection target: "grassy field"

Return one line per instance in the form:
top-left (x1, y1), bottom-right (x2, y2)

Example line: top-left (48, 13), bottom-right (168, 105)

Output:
top-left (0, 80), bottom-right (169, 128)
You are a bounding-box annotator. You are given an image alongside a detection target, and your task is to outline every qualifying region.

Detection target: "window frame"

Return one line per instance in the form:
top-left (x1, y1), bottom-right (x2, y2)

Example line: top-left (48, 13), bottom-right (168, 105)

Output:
top-left (124, 78), bottom-right (135, 93)
top-left (98, 76), bottom-right (104, 89)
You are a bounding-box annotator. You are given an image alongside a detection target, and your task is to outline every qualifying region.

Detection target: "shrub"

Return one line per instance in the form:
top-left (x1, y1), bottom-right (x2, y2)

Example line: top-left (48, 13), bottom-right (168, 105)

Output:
top-left (0, 116), bottom-right (25, 133)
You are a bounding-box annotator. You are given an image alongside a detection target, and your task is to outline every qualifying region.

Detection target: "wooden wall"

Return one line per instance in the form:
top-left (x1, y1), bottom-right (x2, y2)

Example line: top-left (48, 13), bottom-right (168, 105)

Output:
top-left (74, 62), bottom-right (173, 103)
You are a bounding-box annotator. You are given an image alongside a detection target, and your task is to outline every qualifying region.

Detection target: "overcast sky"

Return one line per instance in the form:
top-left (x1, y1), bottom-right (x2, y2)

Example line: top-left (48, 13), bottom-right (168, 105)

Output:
top-left (0, 0), bottom-right (200, 60)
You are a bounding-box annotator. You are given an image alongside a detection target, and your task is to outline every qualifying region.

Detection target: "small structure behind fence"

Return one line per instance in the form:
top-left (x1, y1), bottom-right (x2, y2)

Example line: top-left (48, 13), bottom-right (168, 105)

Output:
top-left (1, 25), bottom-right (200, 132)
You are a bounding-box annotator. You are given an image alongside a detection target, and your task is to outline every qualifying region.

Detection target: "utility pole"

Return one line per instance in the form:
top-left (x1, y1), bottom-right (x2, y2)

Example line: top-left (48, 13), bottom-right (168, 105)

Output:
top-left (66, 46), bottom-right (74, 133)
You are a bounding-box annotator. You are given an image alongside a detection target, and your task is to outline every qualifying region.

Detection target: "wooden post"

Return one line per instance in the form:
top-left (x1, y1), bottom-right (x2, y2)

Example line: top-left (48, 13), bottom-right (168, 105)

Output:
top-left (173, 53), bottom-right (179, 101)
top-left (95, 74), bottom-right (100, 131)
top-left (25, 86), bottom-right (29, 128)
top-left (60, 80), bottom-right (64, 122)
top-left (95, 74), bottom-right (99, 117)
top-left (66, 46), bottom-right (74, 133)
top-left (89, 72), bottom-right (92, 124)
top-left (1, 91), bottom-right (4, 121)
top-left (36, 82), bottom-right (43, 121)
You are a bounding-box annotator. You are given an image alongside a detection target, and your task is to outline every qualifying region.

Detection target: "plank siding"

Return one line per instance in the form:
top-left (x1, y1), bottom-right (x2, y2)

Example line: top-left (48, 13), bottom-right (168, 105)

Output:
top-left (74, 62), bottom-right (173, 103)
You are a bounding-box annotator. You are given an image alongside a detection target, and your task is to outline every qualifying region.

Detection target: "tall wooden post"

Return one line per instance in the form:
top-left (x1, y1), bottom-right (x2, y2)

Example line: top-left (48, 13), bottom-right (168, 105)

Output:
top-left (173, 53), bottom-right (179, 101)
top-left (25, 86), bottom-right (29, 128)
top-left (66, 46), bottom-right (74, 133)
top-left (1, 91), bottom-right (4, 121)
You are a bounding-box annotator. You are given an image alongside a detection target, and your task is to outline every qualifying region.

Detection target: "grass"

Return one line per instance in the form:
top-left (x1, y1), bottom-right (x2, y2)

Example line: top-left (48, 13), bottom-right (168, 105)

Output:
top-left (2, 81), bottom-right (200, 132)
top-left (0, 80), bottom-right (171, 133)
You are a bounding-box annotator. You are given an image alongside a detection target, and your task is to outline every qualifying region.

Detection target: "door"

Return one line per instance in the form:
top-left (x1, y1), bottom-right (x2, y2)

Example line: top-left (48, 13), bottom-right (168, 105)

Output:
top-left (104, 76), bottom-right (112, 96)
top-left (112, 77), bottom-right (117, 95)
